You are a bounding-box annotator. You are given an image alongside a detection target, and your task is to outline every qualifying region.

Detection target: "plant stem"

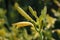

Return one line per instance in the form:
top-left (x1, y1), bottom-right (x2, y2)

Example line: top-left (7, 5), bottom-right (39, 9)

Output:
top-left (32, 21), bottom-right (43, 40)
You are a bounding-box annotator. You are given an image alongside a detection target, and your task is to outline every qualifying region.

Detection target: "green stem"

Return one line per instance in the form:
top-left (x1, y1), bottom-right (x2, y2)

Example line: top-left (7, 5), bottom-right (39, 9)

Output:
top-left (39, 30), bottom-right (43, 40)
top-left (32, 21), bottom-right (43, 40)
top-left (38, 25), bottom-right (43, 40)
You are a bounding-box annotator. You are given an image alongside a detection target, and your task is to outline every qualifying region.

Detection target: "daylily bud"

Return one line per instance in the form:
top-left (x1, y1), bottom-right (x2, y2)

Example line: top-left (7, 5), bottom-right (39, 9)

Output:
top-left (14, 3), bottom-right (34, 21)
top-left (46, 14), bottom-right (57, 29)
top-left (12, 22), bottom-right (34, 28)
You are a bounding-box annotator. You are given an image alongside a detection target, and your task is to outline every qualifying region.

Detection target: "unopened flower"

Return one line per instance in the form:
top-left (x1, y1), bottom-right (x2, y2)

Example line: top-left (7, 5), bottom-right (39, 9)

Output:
top-left (12, 22), bottom-right (34, 28)
top-left (51, 9), bottom-right (60, 17)
top-left (14, 3), bottom-right (34, 21)
top-left (52, 29), bottom-right (60, 36)
top-left (53, 0), bottom-right (60, 7)
top-left (46, 14), bottom-right (57, 29)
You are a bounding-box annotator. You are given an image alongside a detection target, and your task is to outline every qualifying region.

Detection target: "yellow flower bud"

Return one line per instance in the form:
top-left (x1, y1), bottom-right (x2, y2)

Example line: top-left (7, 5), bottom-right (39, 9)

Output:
top-left (46, 14), bottom-right (57, 29)
top-left (52, 29), bottom-right (60, 36)
top-left (51, 9), bottom-right (60, 17)
top-left (14, 3), bottom-right (34, 21)
top-left (53, 0), bottom-right (60, 7)
top-left (12, 22), bottom-right (34, 28)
